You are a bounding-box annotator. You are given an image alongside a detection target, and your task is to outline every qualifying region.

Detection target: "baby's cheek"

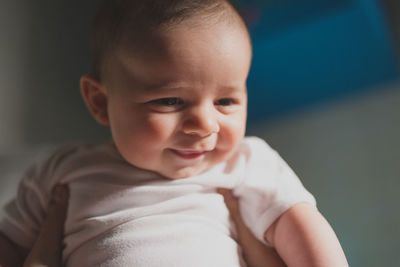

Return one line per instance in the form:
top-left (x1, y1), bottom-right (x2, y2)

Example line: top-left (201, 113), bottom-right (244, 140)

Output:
top-left (219, 117), bottom-right (246, 146)
top-left (144, 113), bottom-right (180, 141)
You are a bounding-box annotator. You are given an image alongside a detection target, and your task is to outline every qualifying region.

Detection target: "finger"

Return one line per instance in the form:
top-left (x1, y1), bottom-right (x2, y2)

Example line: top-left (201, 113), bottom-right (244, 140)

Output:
top-left (51, 184), bottom-right (70, 206)
top-left (216, 187), bottom-right (228, 197)
top-left (217, 187), bottom-right (238, 201)
top-left (217, 187), bottom-right (240, 215)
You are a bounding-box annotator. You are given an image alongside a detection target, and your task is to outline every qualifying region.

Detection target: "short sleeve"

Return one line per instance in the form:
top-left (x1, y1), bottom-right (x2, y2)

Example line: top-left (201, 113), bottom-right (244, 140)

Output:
top-left (0, 145), bottom-right (77, 249)
top-left (234, 137), bottom-right (316, 245)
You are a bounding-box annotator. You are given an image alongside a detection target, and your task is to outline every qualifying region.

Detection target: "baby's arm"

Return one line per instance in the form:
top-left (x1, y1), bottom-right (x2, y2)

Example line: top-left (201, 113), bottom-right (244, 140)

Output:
top-left (265, 203), bottom-right (348, 267)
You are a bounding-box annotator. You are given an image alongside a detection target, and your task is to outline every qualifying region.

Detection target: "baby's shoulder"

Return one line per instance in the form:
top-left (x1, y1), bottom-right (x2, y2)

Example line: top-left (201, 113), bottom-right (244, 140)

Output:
top-left (238, 136), bottom-right (278, 160)
top-left (43, 141), bottom-right (117, 166)
top-left (24, 142), bottom-right (122, 184)
top-left (241, 136), bottom-right (270, 147)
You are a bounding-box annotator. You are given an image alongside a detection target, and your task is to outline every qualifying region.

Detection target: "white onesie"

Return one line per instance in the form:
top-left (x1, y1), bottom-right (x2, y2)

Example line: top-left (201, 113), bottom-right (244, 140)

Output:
top-left (0, 136), bottom-right (315, 267)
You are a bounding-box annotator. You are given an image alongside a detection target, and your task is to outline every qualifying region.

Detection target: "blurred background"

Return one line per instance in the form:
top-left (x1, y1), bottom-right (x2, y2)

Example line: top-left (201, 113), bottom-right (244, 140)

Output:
top-left (0, 0), bottom-right (399, 266)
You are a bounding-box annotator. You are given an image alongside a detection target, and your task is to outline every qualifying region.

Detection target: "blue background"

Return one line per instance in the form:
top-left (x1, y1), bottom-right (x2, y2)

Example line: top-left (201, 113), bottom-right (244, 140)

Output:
top-left (234, 0), bottom-right (399, 123)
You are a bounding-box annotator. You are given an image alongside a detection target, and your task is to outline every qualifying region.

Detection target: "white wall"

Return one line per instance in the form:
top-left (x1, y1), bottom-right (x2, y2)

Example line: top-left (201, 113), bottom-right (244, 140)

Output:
top-left (248, 83), bottom-right (400, 267)
top-left (0, 1), bottom-right (108, 151)
top-left (0, 2), bottom-right (30, 148)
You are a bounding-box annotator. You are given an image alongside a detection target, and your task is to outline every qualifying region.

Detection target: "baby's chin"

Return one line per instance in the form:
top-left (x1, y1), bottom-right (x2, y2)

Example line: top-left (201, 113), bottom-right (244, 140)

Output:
top-left (118, 153), bottom-right (210, 179)
top-left (159, 166), bottom-right (208, 180)
top-left (160, 149), bottom-right (239, 179)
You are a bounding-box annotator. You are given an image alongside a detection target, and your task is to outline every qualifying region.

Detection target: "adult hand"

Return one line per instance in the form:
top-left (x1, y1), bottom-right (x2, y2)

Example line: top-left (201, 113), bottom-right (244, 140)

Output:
top-left (23, 184), bottom-right (69, 267)
top-left (217, 188), bottom-right (286, 267)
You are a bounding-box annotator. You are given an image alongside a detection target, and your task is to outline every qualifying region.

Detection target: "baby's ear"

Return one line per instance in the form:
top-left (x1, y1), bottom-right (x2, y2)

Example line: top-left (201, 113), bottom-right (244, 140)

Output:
top-left (80, 75), bottom-right (110, 126)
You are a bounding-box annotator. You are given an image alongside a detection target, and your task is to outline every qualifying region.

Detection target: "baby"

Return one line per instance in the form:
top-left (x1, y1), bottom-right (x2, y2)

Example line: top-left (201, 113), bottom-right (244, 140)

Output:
top-left (20, 185), bottom-right (286, 267)
top-left (0, 0), bottom-right (348, 266)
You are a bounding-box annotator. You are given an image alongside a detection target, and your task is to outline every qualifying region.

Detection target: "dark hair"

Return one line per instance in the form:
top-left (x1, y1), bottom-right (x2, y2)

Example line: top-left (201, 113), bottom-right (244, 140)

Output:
top-left (90, 0), bottom-right (248, 80)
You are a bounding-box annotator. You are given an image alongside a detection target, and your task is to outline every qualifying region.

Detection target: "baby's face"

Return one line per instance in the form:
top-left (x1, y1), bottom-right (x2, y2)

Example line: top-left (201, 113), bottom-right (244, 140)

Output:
top-left (102, 20), bottom-right (252, 179)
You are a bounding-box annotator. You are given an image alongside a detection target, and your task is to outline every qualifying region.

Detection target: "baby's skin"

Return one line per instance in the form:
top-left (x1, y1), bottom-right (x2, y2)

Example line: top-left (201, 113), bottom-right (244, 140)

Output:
top-left (22, 185), bottom-right (285, 267)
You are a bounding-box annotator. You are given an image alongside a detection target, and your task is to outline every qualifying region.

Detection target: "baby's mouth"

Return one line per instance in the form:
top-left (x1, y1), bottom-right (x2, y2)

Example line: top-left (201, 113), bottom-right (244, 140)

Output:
top-left (170, 149), bottom-right (208, 159)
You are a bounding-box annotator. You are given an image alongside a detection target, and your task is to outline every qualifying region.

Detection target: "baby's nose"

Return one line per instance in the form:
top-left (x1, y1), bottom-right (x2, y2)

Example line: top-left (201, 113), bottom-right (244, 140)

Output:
top-left (182, 104), bottom-right (220, 137)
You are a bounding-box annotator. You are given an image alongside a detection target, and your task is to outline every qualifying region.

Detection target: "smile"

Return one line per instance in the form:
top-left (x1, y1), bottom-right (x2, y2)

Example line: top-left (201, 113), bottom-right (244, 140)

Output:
top-left (170, 149), bottom-right (207, 160)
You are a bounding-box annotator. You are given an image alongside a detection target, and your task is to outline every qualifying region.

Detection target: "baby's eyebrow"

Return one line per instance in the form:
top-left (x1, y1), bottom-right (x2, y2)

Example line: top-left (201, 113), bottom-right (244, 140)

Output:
top-left (141, 81), bottom-right (189, 92)
top-left (217, 85), bottom-right (246, 93)
top-left (138, 82), bottom-right (246, 94)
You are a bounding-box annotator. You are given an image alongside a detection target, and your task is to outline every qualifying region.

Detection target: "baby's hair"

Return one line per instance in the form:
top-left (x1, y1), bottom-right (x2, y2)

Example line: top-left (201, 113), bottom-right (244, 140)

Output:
top-left (90, 0), bottom-right (248, 80)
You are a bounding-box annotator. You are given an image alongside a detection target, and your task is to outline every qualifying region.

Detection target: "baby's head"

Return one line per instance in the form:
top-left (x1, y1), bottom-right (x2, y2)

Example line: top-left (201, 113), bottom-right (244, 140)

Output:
top-left (80, 0), bottom-right (252, 179)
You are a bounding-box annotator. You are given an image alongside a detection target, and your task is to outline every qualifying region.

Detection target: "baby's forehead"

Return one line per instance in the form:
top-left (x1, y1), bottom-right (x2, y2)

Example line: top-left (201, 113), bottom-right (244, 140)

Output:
top-left (121, 19), bottom-right (245, 50)
top-left (92, 0), bottom-right (249, 75)
top-left (93, 1), bottom-right (252, 87)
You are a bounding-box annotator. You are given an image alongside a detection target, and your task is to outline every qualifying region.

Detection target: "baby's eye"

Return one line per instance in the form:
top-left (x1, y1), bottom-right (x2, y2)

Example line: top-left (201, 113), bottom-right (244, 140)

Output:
top-left (215, 98), bottom-right (237, 106)
top-left (148, 97), bottom-right (184, 112)
top-left (153, 97), bottom-right (184, 106)
top-left (215, 98), bottom-right (242, 114)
